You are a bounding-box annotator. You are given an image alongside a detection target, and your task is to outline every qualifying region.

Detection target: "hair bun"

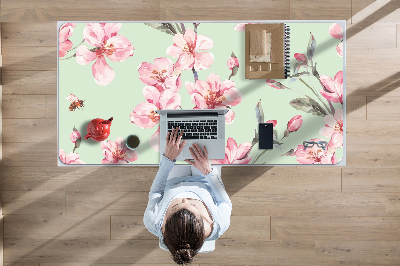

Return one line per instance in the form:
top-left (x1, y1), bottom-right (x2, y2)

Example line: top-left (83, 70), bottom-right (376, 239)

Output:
top-left (179, 243), bottom-right (191, 250)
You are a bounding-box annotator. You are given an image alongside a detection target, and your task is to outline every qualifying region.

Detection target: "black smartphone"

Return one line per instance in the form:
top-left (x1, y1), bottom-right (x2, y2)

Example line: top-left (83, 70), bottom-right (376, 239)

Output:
top-left (259, 123), bottom-right (273, 149)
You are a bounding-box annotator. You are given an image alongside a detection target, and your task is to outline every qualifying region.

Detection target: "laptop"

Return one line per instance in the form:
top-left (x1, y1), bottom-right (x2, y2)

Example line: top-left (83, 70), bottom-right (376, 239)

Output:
top-left (156, 109), bottom-right (228, 160)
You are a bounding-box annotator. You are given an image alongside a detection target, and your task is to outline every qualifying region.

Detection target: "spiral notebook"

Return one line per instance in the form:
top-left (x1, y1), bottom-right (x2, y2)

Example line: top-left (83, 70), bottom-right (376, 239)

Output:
top-left (245, 23), bottom-right (290, 79)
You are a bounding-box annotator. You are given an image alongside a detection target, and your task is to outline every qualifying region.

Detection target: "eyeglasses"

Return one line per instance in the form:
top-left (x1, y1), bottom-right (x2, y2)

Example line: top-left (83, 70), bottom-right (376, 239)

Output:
top-left (303, 141), bottom-right (328, 150)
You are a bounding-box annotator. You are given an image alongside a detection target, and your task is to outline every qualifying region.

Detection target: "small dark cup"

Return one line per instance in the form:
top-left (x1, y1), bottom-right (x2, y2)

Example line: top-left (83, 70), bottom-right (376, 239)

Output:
top-left (126, 134), bottom-right (140, 150)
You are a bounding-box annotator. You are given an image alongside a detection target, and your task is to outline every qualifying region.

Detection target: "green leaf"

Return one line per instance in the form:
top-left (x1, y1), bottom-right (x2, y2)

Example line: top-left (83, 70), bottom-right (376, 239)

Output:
top-left (231, 51), bottom-right (237, 58)
top-left (307, 33), bottom-right (316, 63)
top-left (144, 23), bottom-right (176, 36)
top-left (289, 97), bottom-right (327, 117)
top-left (255, 99), bottom-right (264, 124)
top-left (232, 65), bottom-right (239, 75)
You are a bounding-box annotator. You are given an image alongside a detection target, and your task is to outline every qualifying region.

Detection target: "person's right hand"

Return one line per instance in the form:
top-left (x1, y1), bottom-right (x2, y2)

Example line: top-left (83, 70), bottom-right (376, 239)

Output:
top-left (184, 143), bottom-right (212, 176)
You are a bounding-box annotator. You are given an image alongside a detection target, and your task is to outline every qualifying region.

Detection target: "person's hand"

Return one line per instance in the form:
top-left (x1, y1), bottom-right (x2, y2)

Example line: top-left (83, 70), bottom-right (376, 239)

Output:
top-left (184, 144), bottom-right (212, 176)
top-left (165, 127), bottom-right (186, 161)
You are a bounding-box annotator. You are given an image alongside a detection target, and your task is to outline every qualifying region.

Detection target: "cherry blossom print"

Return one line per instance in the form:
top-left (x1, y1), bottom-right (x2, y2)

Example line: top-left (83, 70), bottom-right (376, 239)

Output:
top-left (266, 120), bottom-right (278, 127)
top-left (185, 73), bottom-right (242, 123)
top-left (138, 57), bottom-right (182, 92)
top-left (294, 53), bottom-right (308, 63)
top-left (329, 23), bottom-right (343, 39)
top-left (266, 79), bottom-right (289, 90)
top-left (59, 149), bottom-right (86, 164)
top-left (59, 23), bottom-right (77, 58)
top-left (293, 138), bottom-right (337, 164)
top-left (70, 129), bottom-right (81, 143)
top-left (336, 42), bottom-right (343, 57)
top-left (227, 56), bottom-right (239, 70)
top-left (100, 137), bottom-right (139, 164)
top-left (319, 109), bottom-right (344, 149)
top-left (320, 71), bottom-right (343, 104)
top-left (166, 28), bottom-right (214, 71)
top-left (130, 88), bottom-right (181, 129)
top-left (287, 115), bottom-right (303, 132)
top-left (76, 23), bottom-right (134, 86)
top-left (211, 137), bottom-right (252, 164)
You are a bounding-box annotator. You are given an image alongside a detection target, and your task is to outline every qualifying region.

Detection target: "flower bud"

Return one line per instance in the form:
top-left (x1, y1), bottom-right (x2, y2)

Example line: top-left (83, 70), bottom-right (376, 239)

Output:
top-left (287, 115), bottom-right (303, 132)
top-left (227, 57), bottom-right (239, 70)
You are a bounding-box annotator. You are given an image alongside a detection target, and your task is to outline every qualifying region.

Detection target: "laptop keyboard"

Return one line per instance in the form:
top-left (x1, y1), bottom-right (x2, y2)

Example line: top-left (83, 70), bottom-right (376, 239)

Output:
top-left (168, 120), bottom-right (218, 139)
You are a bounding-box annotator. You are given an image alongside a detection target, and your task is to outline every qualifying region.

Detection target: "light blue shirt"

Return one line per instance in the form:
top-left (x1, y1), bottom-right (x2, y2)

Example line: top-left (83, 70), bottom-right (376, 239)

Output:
top-left (143, 155), bottom-right (232, 243)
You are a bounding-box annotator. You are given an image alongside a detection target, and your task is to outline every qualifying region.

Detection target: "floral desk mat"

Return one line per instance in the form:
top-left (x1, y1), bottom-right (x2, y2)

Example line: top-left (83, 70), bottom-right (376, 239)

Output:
top-left (58, 22), bottom-right (345, 165)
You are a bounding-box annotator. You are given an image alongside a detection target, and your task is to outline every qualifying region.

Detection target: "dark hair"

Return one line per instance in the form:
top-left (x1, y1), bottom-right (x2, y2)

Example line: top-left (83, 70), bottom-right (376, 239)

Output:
top-left (163, 208), bottom-right (205, 264)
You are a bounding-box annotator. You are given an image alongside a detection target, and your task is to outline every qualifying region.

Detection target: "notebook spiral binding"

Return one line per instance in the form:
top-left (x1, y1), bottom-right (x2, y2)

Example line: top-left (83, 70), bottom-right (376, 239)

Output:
top-left (284, 24), bottom-right (290, 79)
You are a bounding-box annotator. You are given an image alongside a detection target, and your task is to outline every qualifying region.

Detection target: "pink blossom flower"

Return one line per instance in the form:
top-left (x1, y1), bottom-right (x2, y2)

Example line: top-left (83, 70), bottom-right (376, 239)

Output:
top-left (76, 23), bottom-right (134, 86)
top-left (138, 57), bottom-right (182, 92)
top-left (166, 28), bottom-right (214, 71)
top-left (59, 23), bottom-right (77, 58)
top-left (186, 73), bottom-right (242, 123)
top-left (294, 53), bottom-right (307, 63)
top-left (287, 115), bottom-right (303, 132)
top-left (266, 79), bottom-right (289, 90)
top-left (211, 137), bottom-right (252, 164)
top-left (293, 138), bottom-right (337, 164)
top-left (100, 137), bottom-right (139, 164)
top-left (329, 23), bottom-right (343, 39)
top-left (59, 149), bottom-right (86, 164)
top-left (266, 120), bottom-right (277, 127)
top-left (336, 42), bottom-right (343, 57)
top-left (319, 109), bottom-right (343, 149)
top-left (149, 126), bottom-right (160, 152)
top-left (130, 88), bottom-right (181, 129)
top-left (70, 130), bottom-right (81, 144)
top-left (227, 57), bottom-right (239, 70)
top-left (320, 71), bottom-right (343, 104)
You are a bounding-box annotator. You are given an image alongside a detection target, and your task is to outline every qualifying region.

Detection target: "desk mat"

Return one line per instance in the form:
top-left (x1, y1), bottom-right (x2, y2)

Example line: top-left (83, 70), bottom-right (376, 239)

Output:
top-left (58, 22), bottom-right (345, 165)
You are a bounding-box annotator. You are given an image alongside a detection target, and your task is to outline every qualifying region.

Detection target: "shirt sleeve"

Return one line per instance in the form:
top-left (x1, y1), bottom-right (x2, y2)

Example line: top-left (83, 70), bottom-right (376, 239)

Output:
top-left (204, 167), bottom-right (232, 238)
top-left (143, 154), bottom-right (175, 237)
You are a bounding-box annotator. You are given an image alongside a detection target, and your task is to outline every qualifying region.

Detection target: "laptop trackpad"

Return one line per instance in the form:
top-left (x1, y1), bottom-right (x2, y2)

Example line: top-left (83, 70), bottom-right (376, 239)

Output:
top-left (183, 141), bottom-right (223, 159)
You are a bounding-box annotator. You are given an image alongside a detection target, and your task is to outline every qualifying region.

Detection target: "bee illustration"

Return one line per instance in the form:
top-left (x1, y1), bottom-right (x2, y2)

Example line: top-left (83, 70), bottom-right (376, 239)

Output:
top-left (66, 93), bottom-right (85, 111)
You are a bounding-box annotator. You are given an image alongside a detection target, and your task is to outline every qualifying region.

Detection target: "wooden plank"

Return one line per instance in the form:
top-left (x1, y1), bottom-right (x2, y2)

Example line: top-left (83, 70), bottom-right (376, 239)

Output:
top-left (367, 96), bottom-right (400, 120)
top-left (3, 262), bottom-right (40, 266)
top-left (316, 240), bottom-right (400, 264)
top-left (111, 216), bottom-right (155, 240)
top-left (2, 47), bottom-right (57, 71)
top-left (1, 22), bottom-right (56, 46)
top-left (231, 191), bottom-right (386, 216)
top-left (2, 191), bottom-right (65, 215)
top-left (1, 71), bottom-right (57, 95)
top-left (347, 96), bottom-right (366, 120)
top-left (273, 216), bottom-right (400, 241)
top-left (290, 0), bottom-right (351, 20)
top-left (346, 144), bottom-right (400, 168)
top-left (0, 216), bottom-right (3, 266)
top-left (386, 194), bottom-right (400, 216)
top-left (66, 191), bottom-right (148, 216)
top-left (46, 95), bottom-right (57, 119)
top-left (222, 166), bottom-right (341, 193)
top-left (2, 119), bottom-right (57, 143)
top-left (41, 264), bottom-right (199, 266)
top-left (347, 23), bottom-right (396, 49)
top-left (111, 215), bottom-right (270, 240)
top-left (2, 95), bottom-right (46, 119)
top-left (3, 238), bottom-right (315, 264)
top-left (347, 49), bottom-right (400, 98)
top-left (2, 142), bottom-right (57, 167)
top-left (352, 0), bottom-right (400, 24)
top-left (2, 166), bottom-right (158, 192)
top-left (4, 214), bottom-right (110, 239)
top-left (343, 168), bottom-right (400, 192)
top-left (346, 120), bottom-right (400, 145)
top-left (160, 0), bottom-right (289, 20)
top-left (398, 24), bottom-right (400, 48)
top-left (0, 0), bottom-right (160, 22)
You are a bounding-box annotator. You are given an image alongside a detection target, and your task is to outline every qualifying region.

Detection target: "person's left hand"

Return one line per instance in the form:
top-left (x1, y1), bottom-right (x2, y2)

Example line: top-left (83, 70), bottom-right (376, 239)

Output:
top-left (165, 127), bottom-right (186, 161)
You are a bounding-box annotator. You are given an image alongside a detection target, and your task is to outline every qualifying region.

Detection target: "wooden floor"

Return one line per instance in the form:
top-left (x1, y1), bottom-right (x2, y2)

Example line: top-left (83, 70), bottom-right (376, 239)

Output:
top-left (1, 0), bottom-right (400, 265)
